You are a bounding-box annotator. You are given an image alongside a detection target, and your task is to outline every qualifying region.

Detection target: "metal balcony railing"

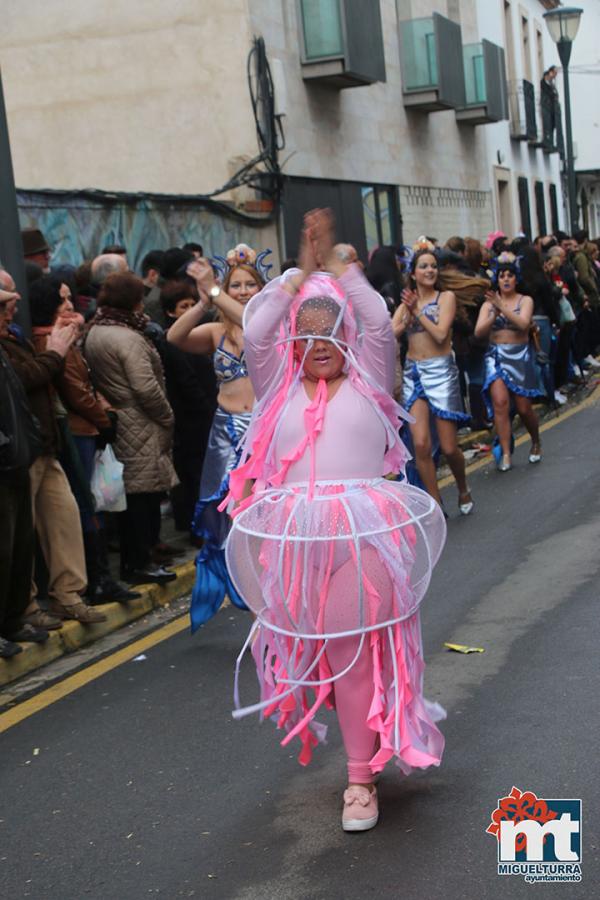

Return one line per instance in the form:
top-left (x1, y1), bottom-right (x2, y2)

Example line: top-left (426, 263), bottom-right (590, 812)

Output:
top-left (299, 0), bottom-right (386, 87)
top-left (456, 40), bottom-right (508, 125)
top-left (400, 13), bottom-right (465, 111)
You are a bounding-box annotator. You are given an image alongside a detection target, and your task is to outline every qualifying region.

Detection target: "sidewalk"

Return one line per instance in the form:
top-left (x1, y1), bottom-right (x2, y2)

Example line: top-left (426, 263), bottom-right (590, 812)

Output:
top-left (2, 373), bottom-right (599, 690)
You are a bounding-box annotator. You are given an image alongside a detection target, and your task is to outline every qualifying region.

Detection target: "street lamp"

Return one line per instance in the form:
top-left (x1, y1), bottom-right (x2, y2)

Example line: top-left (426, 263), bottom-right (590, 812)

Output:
top-left (543, 6), bottom-right (583, 232)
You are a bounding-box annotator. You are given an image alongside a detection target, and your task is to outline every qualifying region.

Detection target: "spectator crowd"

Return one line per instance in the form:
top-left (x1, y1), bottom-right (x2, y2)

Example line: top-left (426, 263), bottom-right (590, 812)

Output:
top-left (1, 221), bottom-right (599, 658)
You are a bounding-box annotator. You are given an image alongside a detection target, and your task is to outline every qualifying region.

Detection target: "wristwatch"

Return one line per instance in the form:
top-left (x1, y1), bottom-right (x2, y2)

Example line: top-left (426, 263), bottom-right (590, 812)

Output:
top-left (209, 285), bottom-right (220, 300)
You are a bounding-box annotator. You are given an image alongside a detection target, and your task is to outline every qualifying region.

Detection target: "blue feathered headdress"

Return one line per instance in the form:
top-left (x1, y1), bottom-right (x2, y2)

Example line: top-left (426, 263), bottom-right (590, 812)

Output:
top-left (211, 243), bottom-right (273, 284)
top-left (486, 251), bottom-right (522, 289)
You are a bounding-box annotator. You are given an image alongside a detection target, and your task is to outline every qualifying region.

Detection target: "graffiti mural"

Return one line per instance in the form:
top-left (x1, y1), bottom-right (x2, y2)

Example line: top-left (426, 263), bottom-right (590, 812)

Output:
top-left (17, 190), bottom-right (277, 272)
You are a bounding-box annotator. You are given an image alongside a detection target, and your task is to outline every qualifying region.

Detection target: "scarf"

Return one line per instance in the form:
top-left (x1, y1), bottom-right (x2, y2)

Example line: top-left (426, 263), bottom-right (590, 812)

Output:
top-left (93, 305), bottom-right (150, 334)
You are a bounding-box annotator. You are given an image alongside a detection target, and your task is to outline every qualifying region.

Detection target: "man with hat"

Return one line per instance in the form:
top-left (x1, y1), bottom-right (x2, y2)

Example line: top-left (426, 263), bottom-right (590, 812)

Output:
top-left (21, 227), bottom-right (51, 273)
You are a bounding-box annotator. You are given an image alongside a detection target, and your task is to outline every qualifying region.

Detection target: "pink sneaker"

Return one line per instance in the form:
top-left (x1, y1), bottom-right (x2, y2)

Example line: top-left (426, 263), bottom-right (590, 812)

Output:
top-left (342, 785), bottom-right (379, 832)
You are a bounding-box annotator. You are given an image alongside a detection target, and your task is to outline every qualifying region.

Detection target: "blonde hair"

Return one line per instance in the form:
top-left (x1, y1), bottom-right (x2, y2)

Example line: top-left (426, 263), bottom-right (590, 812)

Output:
top-left (220, 264), bottom-right (265, 343)
top-left (438, 270), bottom-right (491, 308)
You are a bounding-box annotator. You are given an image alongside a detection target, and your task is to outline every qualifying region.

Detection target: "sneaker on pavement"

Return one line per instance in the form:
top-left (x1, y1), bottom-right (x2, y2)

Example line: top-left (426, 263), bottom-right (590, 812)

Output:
top-left (48, 602), bottom-right (107, 624)
top-left (554, 390), bottom-right (567, 405)
top-left (584, 355), bottom-right (600, 369)
top-left (5, 623), bottom-right (49, 643)
top-left (22, 610), bottom-right (63, 631)
top-left (342, 785), bottom-right (379, 832)
top-left (0, 636), bottom-right (23, 659)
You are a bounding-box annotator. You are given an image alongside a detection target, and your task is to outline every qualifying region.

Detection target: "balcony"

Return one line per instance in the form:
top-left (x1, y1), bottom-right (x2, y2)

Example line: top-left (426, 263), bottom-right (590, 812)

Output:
top-left (509, 79), bottom-right (538, 141)
top-left (455, 40), bottom-right (509, 124)
top-left (400, 13), bottom-right (465, 111)
top-left (299, 0), bottom-right (386, 88)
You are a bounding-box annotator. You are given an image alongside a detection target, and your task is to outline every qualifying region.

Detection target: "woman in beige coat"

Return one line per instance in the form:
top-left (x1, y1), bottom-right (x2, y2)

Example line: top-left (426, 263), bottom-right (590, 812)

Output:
top-left (84, 273), bottom-right (178, 585)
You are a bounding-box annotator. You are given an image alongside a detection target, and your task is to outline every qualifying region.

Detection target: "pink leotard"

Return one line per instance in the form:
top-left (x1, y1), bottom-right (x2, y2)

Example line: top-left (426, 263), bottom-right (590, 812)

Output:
top-left (274, 378), bottom-right (386, 482)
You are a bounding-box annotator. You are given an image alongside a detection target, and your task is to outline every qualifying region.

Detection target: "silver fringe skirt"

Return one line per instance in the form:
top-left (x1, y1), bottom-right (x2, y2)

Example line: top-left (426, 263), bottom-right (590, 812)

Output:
top-left (482, 343), bottom-right (542, 418)
top-left (401, 354), bottom-right (469, 424)
top-left (193, 407), bottom-right (252, 547)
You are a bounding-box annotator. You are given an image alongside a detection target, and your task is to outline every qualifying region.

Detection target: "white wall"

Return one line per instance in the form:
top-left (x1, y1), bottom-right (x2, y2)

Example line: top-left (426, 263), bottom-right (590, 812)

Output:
top-left (0, 0), bottom-right (258, 195)
top-left (476, 0), bottom-right (564, 236)
top-left (249, 0), bottom-right (495, 241)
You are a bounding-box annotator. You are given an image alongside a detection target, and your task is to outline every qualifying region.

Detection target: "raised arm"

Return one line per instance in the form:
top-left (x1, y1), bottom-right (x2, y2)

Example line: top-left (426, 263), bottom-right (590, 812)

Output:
top-left (167, 258), bottom-right (244, 354)
top-left (305, 208), bottom-right (395, 393)
top-left (243, 277), bottom-right (297, 400)
top-left (166, 297), bottom-right (219, 354)
top-left (338, 264), bottom-right (395, 393)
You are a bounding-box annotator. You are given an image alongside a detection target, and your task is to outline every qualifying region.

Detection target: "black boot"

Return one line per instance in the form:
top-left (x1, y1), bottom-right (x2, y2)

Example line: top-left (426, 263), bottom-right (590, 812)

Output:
top-left (84, 530), bottom-right (141, 604)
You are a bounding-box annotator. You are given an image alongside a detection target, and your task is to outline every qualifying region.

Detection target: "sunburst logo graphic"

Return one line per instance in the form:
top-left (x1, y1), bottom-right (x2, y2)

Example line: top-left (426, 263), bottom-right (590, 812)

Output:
top-left (486, 786), bottom-right (559, 854)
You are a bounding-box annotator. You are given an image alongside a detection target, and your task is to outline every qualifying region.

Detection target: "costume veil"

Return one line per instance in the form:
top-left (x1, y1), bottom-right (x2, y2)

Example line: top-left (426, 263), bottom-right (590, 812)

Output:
top-left (224, 269), bottom-right (447, 774)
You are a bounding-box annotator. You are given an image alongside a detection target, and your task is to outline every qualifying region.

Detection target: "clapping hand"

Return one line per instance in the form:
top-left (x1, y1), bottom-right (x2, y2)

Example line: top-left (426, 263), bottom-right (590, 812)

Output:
top-left (401, 288), bottom-right (418, 314)
top-left (485, 289), bottom-right (502, 312)
top-left (305, 208), bottom-right (345, 277)
top-left (187, 258), bottom-right (217, 299)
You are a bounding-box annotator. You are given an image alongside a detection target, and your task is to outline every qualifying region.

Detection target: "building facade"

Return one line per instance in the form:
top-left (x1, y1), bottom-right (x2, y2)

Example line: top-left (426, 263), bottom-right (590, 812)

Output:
top-left (0, 0), bottom-right (566, 268)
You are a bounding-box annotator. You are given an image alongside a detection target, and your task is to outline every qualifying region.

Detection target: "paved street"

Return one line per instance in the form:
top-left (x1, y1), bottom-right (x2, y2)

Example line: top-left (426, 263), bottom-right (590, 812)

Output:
top-left (1, 398), bottom-right (599, 900)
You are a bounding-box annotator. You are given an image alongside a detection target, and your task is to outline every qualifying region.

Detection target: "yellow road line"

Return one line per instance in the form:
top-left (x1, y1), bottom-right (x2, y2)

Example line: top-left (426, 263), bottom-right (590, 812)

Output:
top-left (0, 615), bottom-right (189, 735)
top-left (439, 382), bottom-right (600, 490)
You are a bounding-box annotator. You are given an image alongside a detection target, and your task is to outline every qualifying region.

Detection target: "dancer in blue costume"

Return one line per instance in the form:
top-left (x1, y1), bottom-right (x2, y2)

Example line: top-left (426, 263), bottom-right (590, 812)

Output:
top-left (475, 251), bottom-right (542, 472)
top-left (392, 239), bottom-right (473, 517)
top-left (167, 246), bottom-right (268, 630)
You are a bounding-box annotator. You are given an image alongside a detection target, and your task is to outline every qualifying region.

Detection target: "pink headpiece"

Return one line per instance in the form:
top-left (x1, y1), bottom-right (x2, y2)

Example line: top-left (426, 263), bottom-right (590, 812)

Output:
top-left (485, 230), bottom-right (506, 250)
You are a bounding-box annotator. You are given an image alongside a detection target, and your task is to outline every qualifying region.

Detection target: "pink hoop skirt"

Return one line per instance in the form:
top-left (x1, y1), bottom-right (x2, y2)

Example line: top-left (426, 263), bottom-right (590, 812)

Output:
top-left (226, 477), bottom-right (447, 774)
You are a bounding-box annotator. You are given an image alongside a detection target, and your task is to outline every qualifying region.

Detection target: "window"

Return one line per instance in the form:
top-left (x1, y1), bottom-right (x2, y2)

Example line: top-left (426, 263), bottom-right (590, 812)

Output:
top-left (298, 0), bottom-right (386, 87)
top-left (401, 19), bottom-right (438, 89)
top-left (535, 25), bottom-right (544, 85)
top-left (534, 181), bottom-right (547, 235)
top-left (282, 176), bottom-right (399, 262)
top-left (457, 40), bottom-right (509, 123)
top-left (495, 170), bottom-right (513, 236)
top-left (361, 186), bottom-right (398, 253)
top-left (400, 13), bottom-right (465, 111)
top-left (300, 0), bottom-right (344, 61)
top-left (520, 12), bottom-right (532, 82)
top-left (549, 183), bottom-right (559, 232)
top-left (518, 176), bottom-right (532, 238)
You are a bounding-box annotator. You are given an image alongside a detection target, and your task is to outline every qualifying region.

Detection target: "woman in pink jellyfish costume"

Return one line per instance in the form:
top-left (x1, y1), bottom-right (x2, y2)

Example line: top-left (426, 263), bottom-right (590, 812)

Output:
top-left (224, 210), bottom-right (447, 832)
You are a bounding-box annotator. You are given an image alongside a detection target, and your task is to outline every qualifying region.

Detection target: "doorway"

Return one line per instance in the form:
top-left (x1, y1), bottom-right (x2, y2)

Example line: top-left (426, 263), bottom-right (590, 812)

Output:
top-left (494, 167), bottom-right (513, 236)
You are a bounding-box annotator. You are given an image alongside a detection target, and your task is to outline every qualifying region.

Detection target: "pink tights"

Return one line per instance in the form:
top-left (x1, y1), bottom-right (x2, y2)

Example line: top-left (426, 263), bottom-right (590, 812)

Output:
top-left (326, 634), bottom-right (377, 783)
top-left (323, 547), bottom-right (393, 784)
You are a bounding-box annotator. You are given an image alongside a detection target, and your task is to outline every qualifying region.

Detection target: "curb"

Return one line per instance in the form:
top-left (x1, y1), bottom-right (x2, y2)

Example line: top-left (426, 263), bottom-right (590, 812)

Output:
top-left (0, 560), bottom-right (195, 689)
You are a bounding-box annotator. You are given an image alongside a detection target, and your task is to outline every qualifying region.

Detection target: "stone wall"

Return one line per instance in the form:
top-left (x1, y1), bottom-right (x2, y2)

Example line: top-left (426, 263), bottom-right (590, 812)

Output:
top-left (399, 185), bottom-right (494, 244)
